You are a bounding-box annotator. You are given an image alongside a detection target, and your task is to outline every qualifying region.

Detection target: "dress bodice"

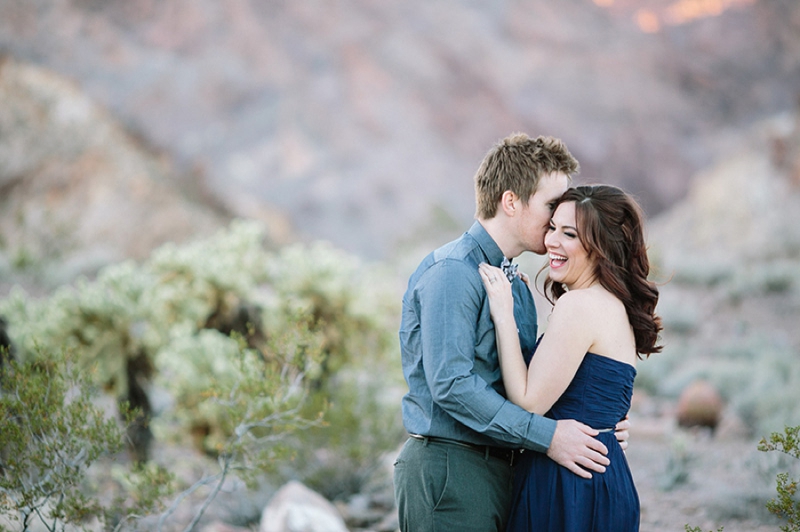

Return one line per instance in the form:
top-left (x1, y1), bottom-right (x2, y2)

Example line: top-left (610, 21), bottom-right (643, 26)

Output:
top-left (549, 352), bottom-right (635, 429)
top-left (524, 340), bottom-right (636, 430)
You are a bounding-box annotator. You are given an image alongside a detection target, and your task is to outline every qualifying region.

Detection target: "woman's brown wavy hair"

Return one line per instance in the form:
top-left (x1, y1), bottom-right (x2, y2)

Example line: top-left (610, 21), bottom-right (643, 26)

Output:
top-left (542, 185), bottom-right (663, 358)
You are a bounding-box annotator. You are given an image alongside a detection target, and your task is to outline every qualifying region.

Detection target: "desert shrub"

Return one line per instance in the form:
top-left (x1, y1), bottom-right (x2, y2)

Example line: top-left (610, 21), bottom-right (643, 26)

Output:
top-left (654, 285), bottom-right (702, 337)
top-left (0, 220), bottom-right (404, 503)
top-left (687, 425), bottom-right (800, 532)
top-left (726, 260), bottom-right (800, 301)
top-left (759, 425), bottom-right (800, 531)
top-left (1, 260), bottom-right (163, 462)
top-left (147, 328), bottom-right (327, 531)
top-left (0, 346), bottom-right (172, 531)
top-left (260, 242), bottom-right (405, 500)
top-left (667, 257), bottom-right (734, 287)
top-left (639, 333), bottom-right (800, 436)
top-left (660, 433), bottom-right (694, 491)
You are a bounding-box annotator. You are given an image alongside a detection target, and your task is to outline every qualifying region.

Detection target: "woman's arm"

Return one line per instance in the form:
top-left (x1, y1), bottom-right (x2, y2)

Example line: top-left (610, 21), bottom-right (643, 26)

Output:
top-left (478, 263), bottom-right (530, 408)
top-left (479, 263), bottom-right (594, 415)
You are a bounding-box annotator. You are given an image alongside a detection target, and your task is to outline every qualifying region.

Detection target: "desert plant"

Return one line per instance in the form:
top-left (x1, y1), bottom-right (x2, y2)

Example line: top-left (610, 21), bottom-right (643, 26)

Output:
top-left (0, 219), bottom-right (404, 504)
top-left (685, 425), bottom-right (800, 532)
top-left (151, 328), bottom-right (325, 531)
top-left (0, 329), bottom-right (325, 532)
top-left (0, 346), bottom-right (172, 531)
top-left (0, 220), bottom-right (295, 461)
top-left (727, 260), bottom-right (800, 301)
top-left (643, 333), bottom-right (800, 437)
top-left (259, 241), bottom-right (405, 499)
top-left (660, 433), bottom-right (693, 491)
top-left (759, 425), bottom-right (800, 531)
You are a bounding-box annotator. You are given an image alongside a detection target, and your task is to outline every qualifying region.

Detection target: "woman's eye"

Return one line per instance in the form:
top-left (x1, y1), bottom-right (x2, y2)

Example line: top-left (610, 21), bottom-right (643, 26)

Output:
top-left (565, 232), bottom-right (577, 239)
top-left (547, 224), bottom-right (555, 232)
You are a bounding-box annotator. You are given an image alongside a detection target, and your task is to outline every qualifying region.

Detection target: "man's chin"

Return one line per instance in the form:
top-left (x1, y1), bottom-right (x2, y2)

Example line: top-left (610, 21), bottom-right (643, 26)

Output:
top-left (529, 245), bottom-right (547, 255)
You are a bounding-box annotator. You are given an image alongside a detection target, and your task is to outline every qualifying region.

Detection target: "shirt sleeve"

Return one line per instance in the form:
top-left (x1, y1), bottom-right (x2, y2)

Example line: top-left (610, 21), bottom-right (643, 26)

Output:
top-left (416, 259), bottom-right (556, 452)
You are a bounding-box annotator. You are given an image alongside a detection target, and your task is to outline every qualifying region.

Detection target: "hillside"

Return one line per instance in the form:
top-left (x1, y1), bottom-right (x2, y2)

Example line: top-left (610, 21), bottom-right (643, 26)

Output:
top-left (649, 110), bottom-right (800, 370)
top-left (1, 0), bottom-right (798, 258)
top-left (0, 56), bottom-right (234, 289)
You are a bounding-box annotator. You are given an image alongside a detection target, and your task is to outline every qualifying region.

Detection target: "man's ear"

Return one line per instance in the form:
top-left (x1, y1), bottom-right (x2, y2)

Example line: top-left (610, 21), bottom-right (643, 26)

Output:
top-left (499, 190), bottom-right (519, 217)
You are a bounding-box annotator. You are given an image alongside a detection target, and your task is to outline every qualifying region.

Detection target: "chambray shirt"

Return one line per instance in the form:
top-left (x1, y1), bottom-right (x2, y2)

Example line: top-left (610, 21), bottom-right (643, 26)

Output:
top-left (399, 221), bottom-right (557, 452)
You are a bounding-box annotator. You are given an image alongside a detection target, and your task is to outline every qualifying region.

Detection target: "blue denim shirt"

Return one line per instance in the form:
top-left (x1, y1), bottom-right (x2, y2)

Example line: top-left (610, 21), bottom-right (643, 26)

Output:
top-left (399, 221), bottom-right (556, 452)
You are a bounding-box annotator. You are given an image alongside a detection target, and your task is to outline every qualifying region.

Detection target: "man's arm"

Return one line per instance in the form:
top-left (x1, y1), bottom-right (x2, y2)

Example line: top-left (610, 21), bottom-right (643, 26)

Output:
top-left (417, 259), bottom-right (554, 450)
top-left (416, 260), bottom-right (611, 478)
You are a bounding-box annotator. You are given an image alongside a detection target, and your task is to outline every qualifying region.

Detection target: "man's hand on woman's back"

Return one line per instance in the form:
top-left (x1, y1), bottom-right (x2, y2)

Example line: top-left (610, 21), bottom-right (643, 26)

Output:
top-left (546, 419), bottom-right (610, 479)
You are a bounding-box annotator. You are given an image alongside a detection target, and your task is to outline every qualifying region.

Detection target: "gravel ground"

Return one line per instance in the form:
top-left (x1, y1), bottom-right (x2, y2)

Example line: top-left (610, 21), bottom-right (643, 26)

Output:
top-left (626, 396), bottom-right (787, 532)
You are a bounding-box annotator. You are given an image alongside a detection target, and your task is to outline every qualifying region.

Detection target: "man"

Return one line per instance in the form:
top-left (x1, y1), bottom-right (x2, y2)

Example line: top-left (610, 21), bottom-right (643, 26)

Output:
top-left (394, 133), bottom-right (630, 531)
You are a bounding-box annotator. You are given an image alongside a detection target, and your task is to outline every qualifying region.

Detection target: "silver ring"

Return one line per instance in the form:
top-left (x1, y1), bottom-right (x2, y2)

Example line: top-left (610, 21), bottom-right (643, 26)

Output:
top-left (489, 277), bottom-right (497, 283)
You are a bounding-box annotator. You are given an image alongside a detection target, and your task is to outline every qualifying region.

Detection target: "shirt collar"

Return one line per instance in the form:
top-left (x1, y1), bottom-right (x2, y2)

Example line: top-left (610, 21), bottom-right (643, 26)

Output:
top-left (468, 221), bottom-right (505, 268)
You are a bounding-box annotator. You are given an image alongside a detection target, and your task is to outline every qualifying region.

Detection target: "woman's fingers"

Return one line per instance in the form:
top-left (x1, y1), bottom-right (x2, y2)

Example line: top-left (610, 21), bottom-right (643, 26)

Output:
top-left (478, 263), bottom-right (509, 288)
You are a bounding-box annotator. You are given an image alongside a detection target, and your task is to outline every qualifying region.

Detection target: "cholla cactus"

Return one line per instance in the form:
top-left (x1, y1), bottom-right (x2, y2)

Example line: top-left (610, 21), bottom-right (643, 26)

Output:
top-left (0, 218), bottom-right (403, 501)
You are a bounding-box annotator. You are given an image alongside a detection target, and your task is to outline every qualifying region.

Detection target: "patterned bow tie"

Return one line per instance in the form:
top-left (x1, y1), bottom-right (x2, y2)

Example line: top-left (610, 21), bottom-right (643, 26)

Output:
top-left (501, 257), bottom-right (518, 282)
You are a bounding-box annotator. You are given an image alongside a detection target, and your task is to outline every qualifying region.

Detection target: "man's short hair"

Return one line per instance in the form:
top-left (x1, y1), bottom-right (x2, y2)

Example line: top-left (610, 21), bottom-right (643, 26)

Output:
top-left (474, 133), bottom-right (579, 219)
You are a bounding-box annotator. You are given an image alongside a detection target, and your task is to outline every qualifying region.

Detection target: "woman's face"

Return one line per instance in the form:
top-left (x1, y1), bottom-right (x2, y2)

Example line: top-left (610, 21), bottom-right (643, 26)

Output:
top-left (544, 201), bottom-right (597, 290)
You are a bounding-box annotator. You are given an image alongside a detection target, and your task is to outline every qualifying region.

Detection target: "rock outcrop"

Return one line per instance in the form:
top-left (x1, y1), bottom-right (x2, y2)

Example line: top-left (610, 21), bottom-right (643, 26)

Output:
top-left (1, 0), bottom-right (798, 258)
top-left (0, 56), bottom-right (230, 285)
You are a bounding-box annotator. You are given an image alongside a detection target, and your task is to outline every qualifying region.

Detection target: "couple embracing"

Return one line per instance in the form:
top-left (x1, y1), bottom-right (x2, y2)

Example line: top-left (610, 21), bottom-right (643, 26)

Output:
top-left (394, 133), bottom-right (662, 532)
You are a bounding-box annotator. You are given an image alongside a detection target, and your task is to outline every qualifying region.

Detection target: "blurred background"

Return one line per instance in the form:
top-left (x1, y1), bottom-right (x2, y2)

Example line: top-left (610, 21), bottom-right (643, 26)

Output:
top-left (1, 0), bottom-right (800, 531)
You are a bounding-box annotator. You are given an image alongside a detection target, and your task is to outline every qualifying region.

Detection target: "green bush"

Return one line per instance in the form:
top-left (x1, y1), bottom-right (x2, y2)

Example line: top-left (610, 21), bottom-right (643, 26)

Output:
top-left (0, 346), bottom-right (172, 531)
top-left (260, 242), bottom-right (405, 499)
top-left (759, 425), bottom-right (800, 531)
top-left (0, 219), bottom-right (404, 503)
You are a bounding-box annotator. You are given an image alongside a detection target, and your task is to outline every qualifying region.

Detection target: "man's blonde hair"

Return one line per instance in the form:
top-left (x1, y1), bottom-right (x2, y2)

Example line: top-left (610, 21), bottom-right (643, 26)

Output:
top-left (474, 133), bottom-right (579, 219)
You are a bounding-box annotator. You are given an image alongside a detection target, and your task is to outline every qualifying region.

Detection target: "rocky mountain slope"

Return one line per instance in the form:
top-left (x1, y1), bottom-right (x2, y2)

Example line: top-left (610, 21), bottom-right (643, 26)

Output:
top-left (0, 56), bottom-right (232, 288)
top-left (1, 0), bottom-right (798, 258)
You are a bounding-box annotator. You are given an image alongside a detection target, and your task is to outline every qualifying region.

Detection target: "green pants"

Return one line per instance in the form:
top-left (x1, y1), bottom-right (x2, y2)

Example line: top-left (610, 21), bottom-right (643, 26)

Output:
top-left (393, 436), bottom-right (514, 532)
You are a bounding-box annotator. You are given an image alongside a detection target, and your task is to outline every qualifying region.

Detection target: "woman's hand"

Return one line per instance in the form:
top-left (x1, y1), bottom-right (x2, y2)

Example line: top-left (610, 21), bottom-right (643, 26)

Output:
top-left (478, 263), bottom-right (515, 323)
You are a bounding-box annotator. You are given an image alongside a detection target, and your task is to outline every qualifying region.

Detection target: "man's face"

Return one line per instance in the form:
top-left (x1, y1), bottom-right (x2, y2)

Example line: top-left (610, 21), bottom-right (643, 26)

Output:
top-left (516, 171), bottom-right (570, 255)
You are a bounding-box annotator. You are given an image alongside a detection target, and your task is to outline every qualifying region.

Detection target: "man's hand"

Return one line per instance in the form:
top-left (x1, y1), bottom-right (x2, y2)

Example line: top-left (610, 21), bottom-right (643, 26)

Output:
top-left (546, 419), bottom-right (609, 479)
top-left (615, 415), bottom-right (631, 451)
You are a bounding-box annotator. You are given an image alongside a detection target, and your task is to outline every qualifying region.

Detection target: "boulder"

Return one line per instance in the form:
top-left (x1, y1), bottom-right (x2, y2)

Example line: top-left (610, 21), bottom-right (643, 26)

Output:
top-left (676, 380), bottom-right (724, 430)
top-left (260, 481), bottom-right (348, 532)
top-left (200, 521), bottom-right (252, 532)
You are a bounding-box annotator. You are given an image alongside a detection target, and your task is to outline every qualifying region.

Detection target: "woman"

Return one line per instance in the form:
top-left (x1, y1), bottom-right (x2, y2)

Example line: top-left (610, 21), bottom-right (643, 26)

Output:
top-left (479, 185), bottom-right (662, 532)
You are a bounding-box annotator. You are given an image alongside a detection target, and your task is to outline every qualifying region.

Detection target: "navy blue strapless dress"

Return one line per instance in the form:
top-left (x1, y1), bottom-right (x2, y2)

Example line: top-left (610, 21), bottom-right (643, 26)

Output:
top-left (506, 348), bottom-right (639, 532)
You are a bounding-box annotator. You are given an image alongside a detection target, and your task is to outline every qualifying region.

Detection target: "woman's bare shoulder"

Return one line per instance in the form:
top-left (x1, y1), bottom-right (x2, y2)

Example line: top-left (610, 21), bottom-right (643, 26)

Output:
top-left (553, 286), bottom-right (625, 322)
top-left (553, 285), bottom-right (609, 308)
